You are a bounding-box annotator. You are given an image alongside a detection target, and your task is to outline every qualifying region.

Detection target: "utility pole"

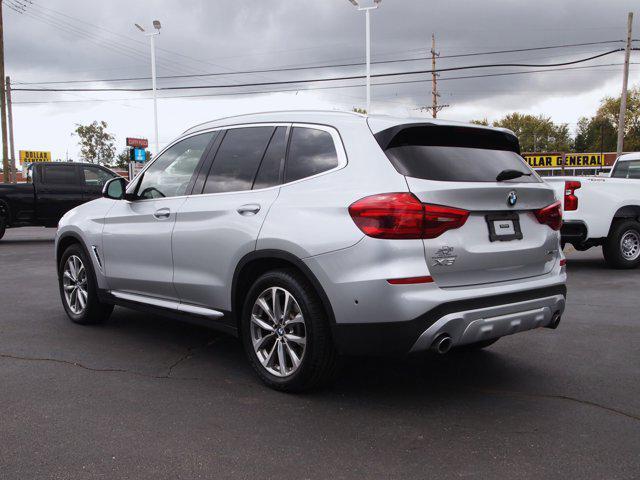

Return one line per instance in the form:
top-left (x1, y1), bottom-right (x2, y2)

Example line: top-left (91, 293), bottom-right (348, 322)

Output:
top-left (0, 1), bottom-right (9, 184)
top-left (419, 34), bottom-right (449, 118)
top-left (6, 76), bottom-right (15, 183)
top-left (616, 12), bottom-right (633, 159)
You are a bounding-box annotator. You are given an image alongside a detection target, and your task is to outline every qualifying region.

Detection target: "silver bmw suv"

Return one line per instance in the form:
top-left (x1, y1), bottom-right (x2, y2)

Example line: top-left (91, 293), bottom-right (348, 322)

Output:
top-left (56, 111), bottom-right (567, 391)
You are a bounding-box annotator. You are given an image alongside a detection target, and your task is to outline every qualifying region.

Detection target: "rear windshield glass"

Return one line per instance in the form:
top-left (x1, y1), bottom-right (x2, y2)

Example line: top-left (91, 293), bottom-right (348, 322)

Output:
top-left (611, 159), bottom-right (640, 179)
top-left (376, 125), bottom-right (539, 183)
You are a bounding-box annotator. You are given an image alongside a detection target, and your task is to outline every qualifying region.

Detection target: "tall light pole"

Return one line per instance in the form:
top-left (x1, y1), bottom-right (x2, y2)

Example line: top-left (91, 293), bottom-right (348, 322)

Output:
top-left (616, 12), bottom-right (633, 159)
top-left (347, 0), bottom-right (381, 114)
top-left (135, 20), bottom-right (161, 155)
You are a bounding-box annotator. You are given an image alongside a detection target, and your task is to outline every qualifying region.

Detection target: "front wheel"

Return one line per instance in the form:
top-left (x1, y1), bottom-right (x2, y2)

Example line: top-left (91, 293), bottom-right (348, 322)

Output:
top-left (241, 269), bottom-right (338, 392)
top-left (58, 244), bottom-right (113, 324)
top-left (603, 220), bottom-right (640, 269)
top-left (0, 217), bottom-right (5, 240)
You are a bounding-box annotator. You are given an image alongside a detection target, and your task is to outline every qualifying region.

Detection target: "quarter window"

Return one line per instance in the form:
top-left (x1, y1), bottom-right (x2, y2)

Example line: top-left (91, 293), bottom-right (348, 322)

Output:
top-left (136, 132), bottom-right (214, 199)
top-left (285, 127), bottom-right (339, 183)
top-left (203, 127), bottom-right (275, 194)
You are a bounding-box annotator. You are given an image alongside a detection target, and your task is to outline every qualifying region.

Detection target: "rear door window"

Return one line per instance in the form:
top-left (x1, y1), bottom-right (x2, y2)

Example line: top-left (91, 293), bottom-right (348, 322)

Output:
top-left (285, 127), bottom-right (339, 183)
top-left (42, 165), bottom-right (79, 185)
top-left (611, 160), bottom-right (640, 179)
top-left (203, 126), bottom-right (275, 194)
top-left (376, 125), bottom-right (538, 183)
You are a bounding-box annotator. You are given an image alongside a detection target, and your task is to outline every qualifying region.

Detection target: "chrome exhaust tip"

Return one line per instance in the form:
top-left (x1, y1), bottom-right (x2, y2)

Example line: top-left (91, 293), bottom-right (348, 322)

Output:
top-left (431, 334), bottom-right (452, 354)
top-left (547, 312), bottom-right (562, 329)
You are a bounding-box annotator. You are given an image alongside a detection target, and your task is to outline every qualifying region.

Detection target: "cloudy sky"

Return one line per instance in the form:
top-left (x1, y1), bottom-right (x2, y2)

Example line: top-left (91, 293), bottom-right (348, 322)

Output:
top-left (3, 0), bottom-right (639, 163)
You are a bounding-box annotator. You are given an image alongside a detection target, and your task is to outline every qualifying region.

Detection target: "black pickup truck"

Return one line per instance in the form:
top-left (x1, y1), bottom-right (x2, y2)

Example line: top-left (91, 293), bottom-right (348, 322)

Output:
top-left (0, 162), bottom-right (118, 239)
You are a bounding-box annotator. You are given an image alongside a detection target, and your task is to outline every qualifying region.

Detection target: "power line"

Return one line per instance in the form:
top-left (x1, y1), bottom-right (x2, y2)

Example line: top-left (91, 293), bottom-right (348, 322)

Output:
top-left (13, 40), bottom-right (634, 86)
top-left (11, 62), bottom-right (638, 105)
top-left (11, 49), bottom-right (630, 93)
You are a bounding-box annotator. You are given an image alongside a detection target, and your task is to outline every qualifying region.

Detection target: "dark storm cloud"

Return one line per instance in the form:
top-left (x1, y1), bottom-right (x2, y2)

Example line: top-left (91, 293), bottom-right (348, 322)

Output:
top-left (3, 0), bottom-right (637, 112)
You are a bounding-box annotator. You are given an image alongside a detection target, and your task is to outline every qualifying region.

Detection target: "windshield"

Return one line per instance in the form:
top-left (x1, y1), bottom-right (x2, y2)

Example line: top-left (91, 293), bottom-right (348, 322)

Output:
top-left (611, 159), bottom-right (640, 179)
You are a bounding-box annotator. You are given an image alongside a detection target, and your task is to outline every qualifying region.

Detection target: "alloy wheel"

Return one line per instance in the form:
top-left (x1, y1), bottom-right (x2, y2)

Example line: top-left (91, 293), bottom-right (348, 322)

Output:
top-left (250, 286), bottom-right (307, 377)
top-left (62, 255), bottom-right (88, 315)
top-left (620, 230), bottom-right (640, 261)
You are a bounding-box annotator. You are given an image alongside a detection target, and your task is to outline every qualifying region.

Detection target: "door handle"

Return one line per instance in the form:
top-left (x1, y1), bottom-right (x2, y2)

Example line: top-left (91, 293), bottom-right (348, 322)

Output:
top-left (237, 204), bottom-right (261, 216)
top-left (153, 208), bottom-right (171, 220)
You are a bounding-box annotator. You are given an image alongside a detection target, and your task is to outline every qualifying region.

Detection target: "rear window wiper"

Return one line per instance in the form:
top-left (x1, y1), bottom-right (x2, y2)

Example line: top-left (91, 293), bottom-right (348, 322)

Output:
top-left (496, 169), bottom-right (532, 182)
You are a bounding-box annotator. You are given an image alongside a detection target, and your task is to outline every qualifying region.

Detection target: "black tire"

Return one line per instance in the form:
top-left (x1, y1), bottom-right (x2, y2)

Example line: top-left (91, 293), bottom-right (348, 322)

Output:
top-left (58, 243), bottom-right (113, 324)
top-left (603, 220), bottom-right (640, 269)
top-left (240, 268), bottom-right (338, 392)
top-left (0, 201), bottom-right (7, 240)
top-left (454, 337), bottom-right (500, 352)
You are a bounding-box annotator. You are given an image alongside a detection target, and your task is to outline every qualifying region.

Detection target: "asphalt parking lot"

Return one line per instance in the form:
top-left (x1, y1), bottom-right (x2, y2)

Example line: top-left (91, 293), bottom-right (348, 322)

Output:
top-left (1, 227), bottom-right (638, 480)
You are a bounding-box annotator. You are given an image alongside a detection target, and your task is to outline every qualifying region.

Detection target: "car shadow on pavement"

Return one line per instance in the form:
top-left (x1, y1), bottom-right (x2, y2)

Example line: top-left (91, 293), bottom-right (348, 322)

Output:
top-left (104, 306), bottom-right (532, 399)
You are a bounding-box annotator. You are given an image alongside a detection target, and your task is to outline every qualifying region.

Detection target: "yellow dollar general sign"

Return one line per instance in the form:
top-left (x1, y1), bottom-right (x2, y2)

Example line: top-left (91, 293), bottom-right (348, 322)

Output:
top-left (561, 153), bottom-right (604, 167)
top-left (523, 153), bottom-right (604, 169)
top-left (523, 155), bottom-right (561, 168)
top-left (19, 150), bottom-right (52, 164)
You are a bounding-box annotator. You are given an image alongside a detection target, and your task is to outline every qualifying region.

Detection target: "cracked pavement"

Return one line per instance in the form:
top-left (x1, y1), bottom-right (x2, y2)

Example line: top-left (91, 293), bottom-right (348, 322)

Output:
top-left (1, 228), bottom-right (639, 479)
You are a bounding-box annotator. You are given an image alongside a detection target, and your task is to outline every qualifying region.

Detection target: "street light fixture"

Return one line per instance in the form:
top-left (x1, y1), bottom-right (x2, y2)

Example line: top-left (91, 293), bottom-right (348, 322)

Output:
top-left (346, 0), bottom-right (382, 113)
top-left (134, 20), bottom-right (162, 155)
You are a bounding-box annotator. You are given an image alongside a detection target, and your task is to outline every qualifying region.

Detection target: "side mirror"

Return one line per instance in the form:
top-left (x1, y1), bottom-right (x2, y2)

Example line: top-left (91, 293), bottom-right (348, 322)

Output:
top-left (102, 177), bottom-right (129, 200)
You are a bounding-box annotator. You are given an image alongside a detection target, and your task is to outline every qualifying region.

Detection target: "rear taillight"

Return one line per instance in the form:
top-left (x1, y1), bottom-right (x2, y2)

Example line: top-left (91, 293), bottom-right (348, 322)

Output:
top-left (348, 193), bottom-right (469, 239)
top-left (534, 201), bottom-right (563, 231)
top-left (564, 180), bottom-right (581, 211)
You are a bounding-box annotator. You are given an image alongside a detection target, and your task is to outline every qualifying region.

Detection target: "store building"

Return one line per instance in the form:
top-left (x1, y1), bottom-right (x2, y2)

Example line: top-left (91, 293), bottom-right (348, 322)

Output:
top-left (522, 152), bottom-right (619, 177)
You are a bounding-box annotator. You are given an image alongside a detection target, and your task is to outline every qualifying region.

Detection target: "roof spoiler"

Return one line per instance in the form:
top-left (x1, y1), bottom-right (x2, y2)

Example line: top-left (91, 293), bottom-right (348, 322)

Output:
top-left (373, 123), bottom-right (521, 154)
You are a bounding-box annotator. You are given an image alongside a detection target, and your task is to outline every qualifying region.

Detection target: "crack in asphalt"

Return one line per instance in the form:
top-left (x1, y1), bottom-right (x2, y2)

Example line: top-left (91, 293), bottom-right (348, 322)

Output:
top-left (2, 347), bottom-right (638, 423)
top-left (470, 387), bottom-right (640, 422)
top-left (0, 353), bottom-right (202, 380)
top-left (0, 337), bottom-right (222, 381)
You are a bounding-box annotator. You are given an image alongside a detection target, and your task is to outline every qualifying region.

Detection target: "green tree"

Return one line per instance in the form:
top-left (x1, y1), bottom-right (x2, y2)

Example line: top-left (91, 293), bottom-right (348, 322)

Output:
top-left (113, 149), bottom-right (131, 169)
top-left (574, 86), bottom-right (640, 152)
top-left (470, 114), bottom-right (570, 151)
top-left (491, 113), bottom-right (571, 152)
top-left (73, 121), bottom-right (116, 165)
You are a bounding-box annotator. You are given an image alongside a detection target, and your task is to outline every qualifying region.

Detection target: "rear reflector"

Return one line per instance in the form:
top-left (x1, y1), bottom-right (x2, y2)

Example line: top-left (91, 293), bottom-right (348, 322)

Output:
top-left (534, 201), bottom-right (563, 231)
top-left (564, 180), bottom-right (581, 211)
top-left (348, 193), bottom-right (469, 239)
top-left (559, 259), bottom-right (567, 267)
top-left (387, 276), bottom-right (434, 285)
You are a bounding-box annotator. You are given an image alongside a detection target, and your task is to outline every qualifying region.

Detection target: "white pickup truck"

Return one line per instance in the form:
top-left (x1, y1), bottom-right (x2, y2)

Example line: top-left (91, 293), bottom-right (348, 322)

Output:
top-left (545, 152), bottom-right (640, 269)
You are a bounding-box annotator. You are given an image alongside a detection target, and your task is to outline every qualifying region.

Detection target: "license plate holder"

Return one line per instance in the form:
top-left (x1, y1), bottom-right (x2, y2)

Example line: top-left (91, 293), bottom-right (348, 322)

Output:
top-left (486, 213), bottom-right (523, 242)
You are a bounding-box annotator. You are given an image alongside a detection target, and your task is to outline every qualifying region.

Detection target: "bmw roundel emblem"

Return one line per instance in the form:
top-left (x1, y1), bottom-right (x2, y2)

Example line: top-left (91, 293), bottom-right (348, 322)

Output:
top-left (507, 190), bottom-right (518, 207)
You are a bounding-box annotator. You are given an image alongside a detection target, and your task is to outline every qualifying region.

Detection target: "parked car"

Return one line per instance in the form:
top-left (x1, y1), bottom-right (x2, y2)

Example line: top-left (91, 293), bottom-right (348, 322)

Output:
top-left (55, 111), bottom-right (567, 391)
top-left (0, 162), bottom-right (118, 240)
top-left (546, 152), bottom-right (640, 269)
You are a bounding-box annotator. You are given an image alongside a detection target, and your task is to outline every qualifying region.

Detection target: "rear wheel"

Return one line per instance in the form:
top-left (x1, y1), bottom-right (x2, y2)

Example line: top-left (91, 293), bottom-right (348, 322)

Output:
top-left (0, 217), bottom-right (5, 240)
top-left (603, 220), bottom-right (640, 269)
top-left (58, 244), bottom-right (113, 324)
top-left (241, 269), bottom-right (338, 392)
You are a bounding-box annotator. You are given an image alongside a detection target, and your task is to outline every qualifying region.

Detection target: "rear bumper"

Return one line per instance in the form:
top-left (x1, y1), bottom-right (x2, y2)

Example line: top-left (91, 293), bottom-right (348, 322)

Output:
top-left (331, 284), bottom-right (566, 356)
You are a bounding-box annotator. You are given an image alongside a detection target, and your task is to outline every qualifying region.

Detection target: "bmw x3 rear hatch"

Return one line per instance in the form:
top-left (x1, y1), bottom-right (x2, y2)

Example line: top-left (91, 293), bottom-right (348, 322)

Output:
top-left (372, 122), bottom-right (560, 287)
